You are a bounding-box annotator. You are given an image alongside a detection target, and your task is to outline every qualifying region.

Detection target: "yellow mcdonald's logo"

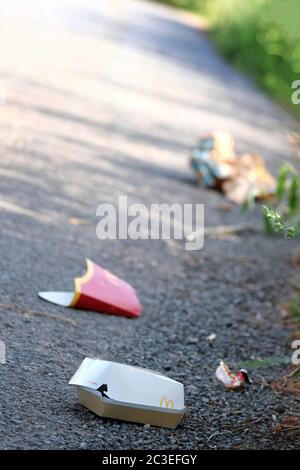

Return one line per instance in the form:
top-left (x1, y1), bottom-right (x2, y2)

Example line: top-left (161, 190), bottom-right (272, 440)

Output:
top-left (159, 396), bottom-right (174, 409)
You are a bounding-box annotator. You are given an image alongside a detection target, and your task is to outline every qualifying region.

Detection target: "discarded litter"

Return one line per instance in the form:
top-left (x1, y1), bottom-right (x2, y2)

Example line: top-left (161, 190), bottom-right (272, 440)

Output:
top-left (191, 132), bottom-right (236, 188)
top-left (223, 153), bottom-right (276, 204)
top-left (69, 358), bottom-right (186, 429)
top-left (206, 333), bottom-right (217, 342)
top-left (38, 259), bottom-right (142, 318)
top-left (191, 132), bottom-right (275, 204)
top-left (215, 361), bottom-right (251, 390)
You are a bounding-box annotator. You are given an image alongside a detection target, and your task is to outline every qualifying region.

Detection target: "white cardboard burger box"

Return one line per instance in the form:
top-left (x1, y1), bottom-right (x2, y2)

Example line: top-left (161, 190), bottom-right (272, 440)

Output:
top-left (69, 358), bottom-right (187, 429)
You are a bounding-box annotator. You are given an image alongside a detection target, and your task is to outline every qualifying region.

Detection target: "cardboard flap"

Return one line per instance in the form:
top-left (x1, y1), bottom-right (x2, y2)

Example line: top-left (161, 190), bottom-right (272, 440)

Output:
top-left (38, 291), bottom-right (75, 307)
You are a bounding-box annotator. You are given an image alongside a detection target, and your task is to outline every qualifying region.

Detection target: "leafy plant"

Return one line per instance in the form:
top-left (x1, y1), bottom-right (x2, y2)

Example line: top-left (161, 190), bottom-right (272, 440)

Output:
top-left (263, 164), bottom-right (300, 238)
top-left (288, 294), bottom-right (300, 321)
top-left (263, 206), bottom-right (298, 238)
top-left (155, 0), bottom-right (300, 118)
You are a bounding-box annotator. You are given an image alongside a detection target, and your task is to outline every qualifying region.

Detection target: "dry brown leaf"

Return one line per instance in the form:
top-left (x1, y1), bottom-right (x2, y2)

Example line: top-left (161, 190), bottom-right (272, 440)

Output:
top-left (272, 367), bottom-right (300, 395)
top-left (274, 416), bottom-right (300, 437)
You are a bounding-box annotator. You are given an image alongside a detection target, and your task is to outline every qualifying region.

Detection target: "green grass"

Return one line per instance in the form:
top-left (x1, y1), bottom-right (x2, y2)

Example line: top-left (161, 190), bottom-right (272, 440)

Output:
top-left (288, 294), bottom-right (300, 322)
top-left (208, 0), bottom-right (300, 119)
top-left (154, 0), bottom-right (300, 119)
top-left (236, 356), bottom-right (290, 369)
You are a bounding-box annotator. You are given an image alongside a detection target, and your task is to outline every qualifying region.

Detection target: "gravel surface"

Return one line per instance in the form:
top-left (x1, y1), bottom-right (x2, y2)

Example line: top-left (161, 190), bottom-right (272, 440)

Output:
top-left (0, 0), bottom-right (299, 450)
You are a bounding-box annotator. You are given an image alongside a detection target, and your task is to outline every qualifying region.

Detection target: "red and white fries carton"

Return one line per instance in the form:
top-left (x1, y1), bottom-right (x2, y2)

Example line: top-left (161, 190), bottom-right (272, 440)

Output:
top-left (39, 259), bottom-right (142, 318)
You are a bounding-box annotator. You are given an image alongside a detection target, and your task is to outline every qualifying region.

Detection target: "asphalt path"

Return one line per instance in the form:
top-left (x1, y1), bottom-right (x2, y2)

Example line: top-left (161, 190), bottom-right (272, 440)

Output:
top-left (0, 0), bottom-right (299, 449)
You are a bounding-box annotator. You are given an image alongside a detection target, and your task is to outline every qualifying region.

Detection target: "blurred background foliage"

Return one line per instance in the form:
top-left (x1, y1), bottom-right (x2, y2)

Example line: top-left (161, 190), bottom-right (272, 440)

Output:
top-left (263, 163), bottom-right (300, 239)
top-left (155, 0), bottom-right (300, 119)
